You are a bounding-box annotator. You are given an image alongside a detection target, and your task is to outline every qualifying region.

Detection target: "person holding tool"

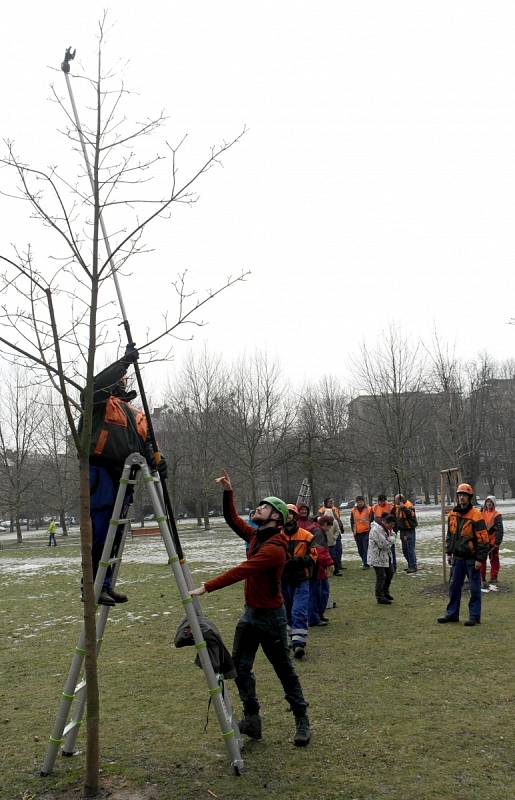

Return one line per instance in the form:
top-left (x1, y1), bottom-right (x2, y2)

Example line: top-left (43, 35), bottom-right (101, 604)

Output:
top-left (189, 470), bottom-right (311, 747)
top-left (82, 344), bottom-right (167, 606)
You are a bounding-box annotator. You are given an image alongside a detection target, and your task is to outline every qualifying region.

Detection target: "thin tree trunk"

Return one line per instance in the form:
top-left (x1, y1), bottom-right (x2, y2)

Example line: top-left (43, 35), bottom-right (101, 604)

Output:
top-left (60, 509), bottom-right (68, 537)
top-left (79, 456), bottom-right (100, 797)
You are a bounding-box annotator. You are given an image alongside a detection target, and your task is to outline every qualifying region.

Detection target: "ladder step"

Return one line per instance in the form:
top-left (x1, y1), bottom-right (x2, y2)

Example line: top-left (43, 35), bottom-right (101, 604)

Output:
top-left (63, 719), bottom-right (81, 737)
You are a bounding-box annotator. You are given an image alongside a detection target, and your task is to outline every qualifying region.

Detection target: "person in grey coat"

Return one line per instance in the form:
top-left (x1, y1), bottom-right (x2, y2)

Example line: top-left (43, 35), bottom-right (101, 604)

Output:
top-left (367, 513), bottom-right (397, 605)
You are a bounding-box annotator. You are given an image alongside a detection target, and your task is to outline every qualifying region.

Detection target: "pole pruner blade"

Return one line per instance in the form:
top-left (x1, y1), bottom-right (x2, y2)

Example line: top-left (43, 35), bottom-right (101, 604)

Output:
top-left (61, 47), bottom-right (76, 74)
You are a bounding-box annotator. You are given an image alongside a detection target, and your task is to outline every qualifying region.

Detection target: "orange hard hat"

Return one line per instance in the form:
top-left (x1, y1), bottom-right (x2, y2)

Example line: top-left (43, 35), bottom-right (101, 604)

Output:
top-left (287, 503), bottom-right (299, 515)
top-left (457, 483), bottom-right (474, 495)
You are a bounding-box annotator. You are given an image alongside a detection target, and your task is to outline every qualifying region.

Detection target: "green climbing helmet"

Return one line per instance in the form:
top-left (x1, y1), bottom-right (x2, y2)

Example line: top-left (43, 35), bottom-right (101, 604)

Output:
top-left (259, 496), bottom-right (289, 525)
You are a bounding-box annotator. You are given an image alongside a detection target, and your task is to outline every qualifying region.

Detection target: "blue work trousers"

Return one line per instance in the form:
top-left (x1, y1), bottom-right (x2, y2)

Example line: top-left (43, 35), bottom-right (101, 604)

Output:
top-left (308, 578), bottom-right (330, 625)
top-left (282, 580), bottom-right (310, 646)
top-left (446, 558), bottom-right (482, 621)
top-left (355, 533), bottom-right (369, 567)
top-left (89, 465), bottom-right (132, 590)
top-left (401, 531), bottom-right (417, 569)
top-left (329, 533), bottom-right (343, 573)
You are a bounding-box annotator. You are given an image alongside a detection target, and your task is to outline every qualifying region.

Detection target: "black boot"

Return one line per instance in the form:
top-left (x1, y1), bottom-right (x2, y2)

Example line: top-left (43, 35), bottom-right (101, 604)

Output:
top-left (294, 715), bottom-right (311, 747)
top-left (384, 593), bottom-right (394, 601)
top-left (376, 597), bottom-right (392, 605)
top-left (238, 714), bottom-right (262, 740)
top-left (98, 591), bottom-right (116, 607)
top-left (107, 588), bottom-right (128, 603)
top-left (437, 615), bottom-right (459, 623)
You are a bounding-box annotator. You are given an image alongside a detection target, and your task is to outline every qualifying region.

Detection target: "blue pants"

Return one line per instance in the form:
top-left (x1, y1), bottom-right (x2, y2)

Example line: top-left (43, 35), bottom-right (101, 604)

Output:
top-left (282, 580), bottom-right (310, 647)
top-left (329, 533), bottom-right (343, 573)
top-left (89, 465), bottom-right (132, 590)
top-left (308, 579), bottom-right (330, 625)
top-left (446, 558), bottom-right (482, 621)
top-left (355, 533), bottom-right (369, 566)
top-left (401, 531), bottom-right (417, 569)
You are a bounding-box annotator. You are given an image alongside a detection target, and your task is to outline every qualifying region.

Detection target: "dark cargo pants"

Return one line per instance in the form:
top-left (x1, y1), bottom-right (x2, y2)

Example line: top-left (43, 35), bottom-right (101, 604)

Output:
top-left (232, 605), bottom-right (308, 718)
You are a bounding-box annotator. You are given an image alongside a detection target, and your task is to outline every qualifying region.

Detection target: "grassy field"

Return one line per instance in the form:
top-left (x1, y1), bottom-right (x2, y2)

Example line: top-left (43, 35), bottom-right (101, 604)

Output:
top-left (1, 532), bottom-right (514, 800)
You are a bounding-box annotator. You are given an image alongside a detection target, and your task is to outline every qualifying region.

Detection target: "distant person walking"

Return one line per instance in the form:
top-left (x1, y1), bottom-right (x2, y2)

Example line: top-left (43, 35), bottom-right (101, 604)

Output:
top-left (437, 483), bottom-right (489, 627)
top-left (480, 496), bottom-right (504, 590)
top-left (350, 496), bottom-right (373, 569)
top-left (47, 518), bottom-right (57, 547)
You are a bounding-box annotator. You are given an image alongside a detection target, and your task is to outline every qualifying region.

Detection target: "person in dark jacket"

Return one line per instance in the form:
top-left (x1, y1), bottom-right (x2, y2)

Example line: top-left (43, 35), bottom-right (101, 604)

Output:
top-left (82, 345), bottom-right (166, 606)
top-left (189, 470), bottom-right (311, 747)
top-left (437, 483), bottom-right (489, 627)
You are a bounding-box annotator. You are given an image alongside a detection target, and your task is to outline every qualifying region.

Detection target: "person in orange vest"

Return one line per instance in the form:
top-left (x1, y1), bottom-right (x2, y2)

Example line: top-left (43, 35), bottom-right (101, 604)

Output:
top-left (372, 494), bottom-right (396, 571)
top-left (437, 483), bottom-right (489, 626)
top-left (318, 497), bottom-right (344, 575)
top-left (393, 494), bottom-right (418, 573)
top-left (480, 496), bottom-right (504, 590)
top-left (82, 346), bottom-right (167, 606)
top-left (282, 504), bottom-right (316, 660)
top-left (350, 496), bottom-right (373, 569)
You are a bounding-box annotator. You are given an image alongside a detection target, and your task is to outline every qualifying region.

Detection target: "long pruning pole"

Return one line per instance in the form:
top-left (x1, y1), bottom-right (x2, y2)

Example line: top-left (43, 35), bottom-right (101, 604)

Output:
top-left (60, 48), bottom-right (185, 560)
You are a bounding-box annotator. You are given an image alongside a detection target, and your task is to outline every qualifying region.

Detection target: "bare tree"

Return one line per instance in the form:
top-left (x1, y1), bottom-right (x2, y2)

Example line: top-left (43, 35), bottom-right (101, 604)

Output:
top-left (219, 353), bottom-right (292, 507)
top-left (164, 348), bottom-right (226, 528)
top-left (38, 390), bottom-right (79, 535)
top-left (0, 371), bottom-right (43, 542)
top-left (0, 25), bottom-right (246, 797)
top-left (350, 325), bottom-right (429, 497)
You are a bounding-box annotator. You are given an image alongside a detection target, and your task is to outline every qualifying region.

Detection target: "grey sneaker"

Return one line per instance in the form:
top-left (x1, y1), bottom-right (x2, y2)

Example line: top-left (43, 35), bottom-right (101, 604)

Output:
top-left (238, 714), bottom-right (262, 740)
top-left (294, 715), bottom-right (311, 747)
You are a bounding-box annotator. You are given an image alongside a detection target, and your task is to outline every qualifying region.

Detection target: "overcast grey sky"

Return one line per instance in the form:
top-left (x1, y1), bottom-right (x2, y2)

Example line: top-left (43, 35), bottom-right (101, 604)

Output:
top-left (2, 1), bottom-right (515, 393)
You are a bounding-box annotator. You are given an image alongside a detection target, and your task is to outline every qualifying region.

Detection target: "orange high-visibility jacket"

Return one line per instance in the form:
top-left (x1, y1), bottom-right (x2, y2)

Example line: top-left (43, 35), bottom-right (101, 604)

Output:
top-left (351, 505), bottom-right (373, 534)
top-left (446, 506), bottom-right (489, 561)
top-left (372, 501), bottom-right (393, 522)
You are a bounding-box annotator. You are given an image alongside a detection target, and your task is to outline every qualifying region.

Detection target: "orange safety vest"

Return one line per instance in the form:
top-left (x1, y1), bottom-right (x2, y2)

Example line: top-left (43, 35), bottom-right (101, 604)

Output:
top-left (372, 501), bottom-right (393, 521)
top-left (393, 499), bottom-right (416, 530)
top-left (93, 396), bottom-right (149, 458)
top-left (283, 526), bottom-right (316, 582)
top-left (447, 506), bottom-right (489, 559)
top-left (351, 505), bottom-right (372, 534)
top-left (481, 509), bottom-right (501, 547)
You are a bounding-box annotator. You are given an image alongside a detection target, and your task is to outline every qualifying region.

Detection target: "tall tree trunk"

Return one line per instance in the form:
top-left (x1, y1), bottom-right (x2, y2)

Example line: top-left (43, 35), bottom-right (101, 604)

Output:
top-left (79, 456), bottom-right (99, 797)
top-left (60, 509), bottom-right (68, 537)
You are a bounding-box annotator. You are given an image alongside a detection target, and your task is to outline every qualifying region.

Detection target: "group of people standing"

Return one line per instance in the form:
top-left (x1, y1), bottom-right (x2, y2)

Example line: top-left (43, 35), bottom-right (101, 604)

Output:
top-left (348, 493), bottom-right (419, 604)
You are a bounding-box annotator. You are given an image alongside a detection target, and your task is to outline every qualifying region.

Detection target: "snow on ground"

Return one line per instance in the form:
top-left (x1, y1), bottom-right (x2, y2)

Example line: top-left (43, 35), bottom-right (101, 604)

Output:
top-left (1, 502), bottom-right (514, 579)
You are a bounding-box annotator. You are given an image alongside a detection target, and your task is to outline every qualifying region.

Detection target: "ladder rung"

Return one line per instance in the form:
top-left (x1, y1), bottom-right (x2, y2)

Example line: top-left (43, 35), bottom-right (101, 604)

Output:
top-left (63, 719), bottom-right (81, 737)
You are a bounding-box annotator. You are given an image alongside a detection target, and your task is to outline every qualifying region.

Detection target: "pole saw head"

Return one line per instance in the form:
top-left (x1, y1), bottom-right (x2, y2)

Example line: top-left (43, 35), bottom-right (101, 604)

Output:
top-left (61, 47), bottom-right (76, 74)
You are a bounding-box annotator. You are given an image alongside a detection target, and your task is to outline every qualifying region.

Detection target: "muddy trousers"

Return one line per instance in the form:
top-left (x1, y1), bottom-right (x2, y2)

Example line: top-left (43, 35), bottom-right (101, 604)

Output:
top-left (232, 605), bottom-right (308, 718)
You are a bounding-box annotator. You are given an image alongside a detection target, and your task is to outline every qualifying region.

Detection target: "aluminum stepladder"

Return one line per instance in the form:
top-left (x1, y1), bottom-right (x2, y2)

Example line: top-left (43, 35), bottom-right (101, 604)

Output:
top-left (41, 453), bottom-right (244, 777)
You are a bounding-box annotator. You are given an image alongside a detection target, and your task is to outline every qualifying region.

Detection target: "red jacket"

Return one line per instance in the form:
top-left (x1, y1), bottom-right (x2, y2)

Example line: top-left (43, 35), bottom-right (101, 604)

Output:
top-left (204, 491), bottom-right (288, 608)
top-left (313, 546), bottom-right (333, 580)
